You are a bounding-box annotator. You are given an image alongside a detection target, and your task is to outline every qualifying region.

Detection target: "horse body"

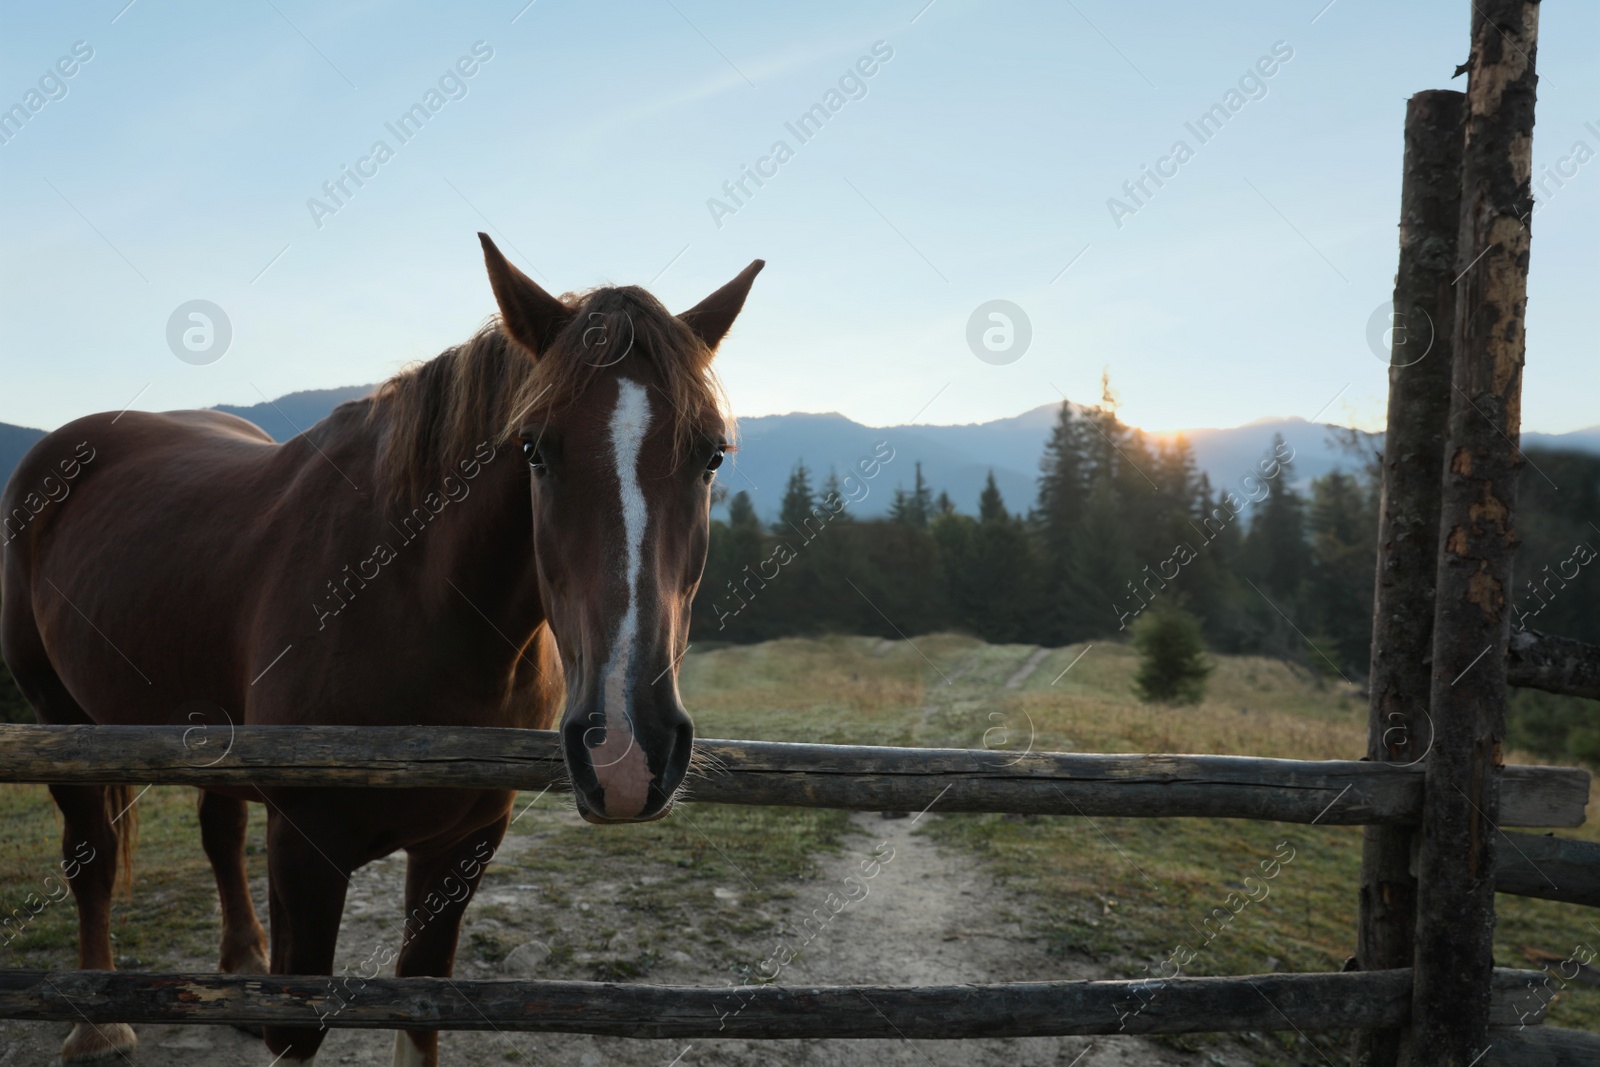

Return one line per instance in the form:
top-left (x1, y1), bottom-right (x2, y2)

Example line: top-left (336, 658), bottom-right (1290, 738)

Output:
top-left (6, 402), bottom-right (553, 725)
top-left (0, 235), bottom-right (762, 1065)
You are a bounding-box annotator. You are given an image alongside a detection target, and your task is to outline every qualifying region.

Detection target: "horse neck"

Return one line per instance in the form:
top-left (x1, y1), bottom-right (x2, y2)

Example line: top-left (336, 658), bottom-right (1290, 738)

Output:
top-left (398, 439), bottom-right (544, 638)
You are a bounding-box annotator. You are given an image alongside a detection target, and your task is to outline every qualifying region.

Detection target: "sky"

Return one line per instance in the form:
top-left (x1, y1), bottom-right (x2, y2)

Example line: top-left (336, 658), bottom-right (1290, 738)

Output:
top-left (2, 0), bottom-right (1596, 436)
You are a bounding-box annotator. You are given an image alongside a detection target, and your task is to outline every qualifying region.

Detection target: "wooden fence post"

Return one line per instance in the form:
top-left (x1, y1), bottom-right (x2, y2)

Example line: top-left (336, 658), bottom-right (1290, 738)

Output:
top-left (1354, 87), bottom-right (1464, 1067)
top-left (1406, 2), bottom-right (1540, 1065)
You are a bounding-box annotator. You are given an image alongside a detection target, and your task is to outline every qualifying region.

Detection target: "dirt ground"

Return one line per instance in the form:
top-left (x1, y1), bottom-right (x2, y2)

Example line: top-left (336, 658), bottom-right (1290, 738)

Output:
top-left (0, 808), bottom-right (1198, 1067)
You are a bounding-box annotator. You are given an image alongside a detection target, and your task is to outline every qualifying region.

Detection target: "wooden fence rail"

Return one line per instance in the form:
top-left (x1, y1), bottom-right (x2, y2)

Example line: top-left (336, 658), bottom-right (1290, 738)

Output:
top-left (0, 968), bottom-right (1552, 1038)
top-left (1507, 629), bottom-right (1600, 702)
top-left (0, 725), bottom-right (1586, 828)
top-left (1488, 1026), bottom-right (1600, 1067)
top-left (1493, 831), bottom-right (1600, 908)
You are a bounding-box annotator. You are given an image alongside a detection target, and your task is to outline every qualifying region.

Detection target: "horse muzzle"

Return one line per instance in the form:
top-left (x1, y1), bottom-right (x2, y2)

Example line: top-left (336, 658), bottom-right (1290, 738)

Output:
top-left (561, 707), bottom-right (693, 823)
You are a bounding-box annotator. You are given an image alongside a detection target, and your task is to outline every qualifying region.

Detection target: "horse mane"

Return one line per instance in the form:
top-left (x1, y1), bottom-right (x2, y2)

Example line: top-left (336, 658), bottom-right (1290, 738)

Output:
top-left (369, 285), bottom-right (732, 508)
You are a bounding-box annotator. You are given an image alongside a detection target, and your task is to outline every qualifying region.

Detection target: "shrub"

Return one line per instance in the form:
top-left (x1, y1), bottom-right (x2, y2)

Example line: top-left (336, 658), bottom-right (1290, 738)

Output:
top-left (1131, 604), bottom-right (1212, 705)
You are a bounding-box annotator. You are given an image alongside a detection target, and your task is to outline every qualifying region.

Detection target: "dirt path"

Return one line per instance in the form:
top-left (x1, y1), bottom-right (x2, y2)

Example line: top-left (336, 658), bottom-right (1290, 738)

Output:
top-left (0, 643), bottom-right (1205, 1066)
top-left (709, 810), bottom-right (1192, 1067)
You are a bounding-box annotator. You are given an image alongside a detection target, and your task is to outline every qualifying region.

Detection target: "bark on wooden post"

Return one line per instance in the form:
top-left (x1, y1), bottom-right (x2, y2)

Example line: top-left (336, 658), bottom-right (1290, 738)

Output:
top-left (1506, 628), bottom-right (1600, 700)
top-left (1405, 3), bottom-right (1540, 1065)
top-left (1354, 87), bottom-right (1464, 1067)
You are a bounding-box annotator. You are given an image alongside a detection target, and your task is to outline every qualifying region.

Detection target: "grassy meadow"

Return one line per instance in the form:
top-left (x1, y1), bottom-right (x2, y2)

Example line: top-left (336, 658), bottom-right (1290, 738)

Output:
top-left (679, 636), bottom-right (1600, 1037)
top-left (0, 633), bottom-right (1595, 1048)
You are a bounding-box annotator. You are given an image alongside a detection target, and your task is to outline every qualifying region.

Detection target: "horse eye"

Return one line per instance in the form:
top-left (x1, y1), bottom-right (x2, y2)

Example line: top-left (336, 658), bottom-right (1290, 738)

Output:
top-left (522, 440), bottom-right (546, 471)
top-left (705, 446), bottom-right (726, 473)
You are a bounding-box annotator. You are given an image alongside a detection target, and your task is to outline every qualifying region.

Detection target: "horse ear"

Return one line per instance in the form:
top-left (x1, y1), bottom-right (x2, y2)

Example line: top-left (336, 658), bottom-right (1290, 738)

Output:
top-left (478, 232), bottom-right (569, 357)
top-left (678, 259), bottom-right (765, 351)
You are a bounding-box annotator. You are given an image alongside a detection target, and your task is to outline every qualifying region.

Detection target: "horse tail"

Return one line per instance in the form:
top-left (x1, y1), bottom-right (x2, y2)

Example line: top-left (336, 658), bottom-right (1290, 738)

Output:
top-left (103, 784), bottom-right (140, 896)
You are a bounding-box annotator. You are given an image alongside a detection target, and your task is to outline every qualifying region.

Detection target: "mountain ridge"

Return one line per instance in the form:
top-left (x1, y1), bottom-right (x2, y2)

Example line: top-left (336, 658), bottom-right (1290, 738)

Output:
top-left (5, 391), bottom-right (1599, 520)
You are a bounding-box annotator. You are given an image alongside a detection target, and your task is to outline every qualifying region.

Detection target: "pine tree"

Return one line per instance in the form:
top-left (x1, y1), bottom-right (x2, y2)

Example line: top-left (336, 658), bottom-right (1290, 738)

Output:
top-left (849, 518), bottom-right (951, 637)
top-left (1307, 470), bottom-right (1376, 675)
top-left (1115, 432), bottom-right (1165, 562)
top-left (692, 491), bottom-right (768, 638)
top-left (1132, 603), bottom-right (1212, 704)
top-left (889, 463), bottom-right (932, 528)
top-left (1036, 402), bottom-right (1088, 531)
top-left (727, 490), bottom-right (759, 531)
top-left (725, 490), bottom-right (766, 584)
top-left (1072, 477), bottom-right (1139, 635)
top-left (1243, 435), bottom-right (1307, 601)
top-left (1073, 376), bottom-right (1165, 572)
top-left (776, 461), bottom-right (815, 535)
top-left (821, 469), bottom-right (854, 522)
top-left (1156, 435), bottom-right (1199, 514)
top-left (1034, 401), bottom-right (1092, 642)
top-left (913, 463), bottom-right (933, 522)
top-left (1184, 472), bottom-right (1249, 653)
top-left (933, 496), bottom-right (1039, 643)
top-left (1234, 435), bottom-right (1312, 664)
top-left (978, 471), bottom-right (1007, 522)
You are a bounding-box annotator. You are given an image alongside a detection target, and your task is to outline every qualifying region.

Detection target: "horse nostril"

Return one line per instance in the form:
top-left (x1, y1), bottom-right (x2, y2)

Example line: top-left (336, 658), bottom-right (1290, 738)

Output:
top-left (563, 719), bottom-right (591, 751)
top-left (665, 717), bottom-right (695, 790)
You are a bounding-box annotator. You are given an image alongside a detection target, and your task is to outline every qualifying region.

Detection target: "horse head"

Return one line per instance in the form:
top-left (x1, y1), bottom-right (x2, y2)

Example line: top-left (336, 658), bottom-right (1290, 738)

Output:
top-left (479, 233), bottom-right (762, 823)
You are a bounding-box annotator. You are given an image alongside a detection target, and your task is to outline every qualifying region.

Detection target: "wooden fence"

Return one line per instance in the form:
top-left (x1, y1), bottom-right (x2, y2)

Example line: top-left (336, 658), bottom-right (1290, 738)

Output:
top-left (0, 725), bottom-right (1588, 1059)
top-left (0, 724), bottom-right (1587, 826)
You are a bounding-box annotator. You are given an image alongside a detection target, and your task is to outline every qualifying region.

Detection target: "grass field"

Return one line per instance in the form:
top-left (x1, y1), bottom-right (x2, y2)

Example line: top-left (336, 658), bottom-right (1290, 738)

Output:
top-left (682, 635), bottom-right (1600, 1036)
top-left (0, 633), bottom-right (1594, 1054)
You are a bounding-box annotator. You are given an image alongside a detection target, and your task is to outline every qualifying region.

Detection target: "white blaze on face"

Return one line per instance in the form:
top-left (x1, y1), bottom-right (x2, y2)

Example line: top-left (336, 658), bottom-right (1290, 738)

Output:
top-left (589, 377), bottom-right (655, 816)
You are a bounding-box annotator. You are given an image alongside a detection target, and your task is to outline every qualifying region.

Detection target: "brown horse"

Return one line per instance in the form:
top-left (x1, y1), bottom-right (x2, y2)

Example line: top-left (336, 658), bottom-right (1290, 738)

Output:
top-left (0, 234), bottom-right (763, 1065)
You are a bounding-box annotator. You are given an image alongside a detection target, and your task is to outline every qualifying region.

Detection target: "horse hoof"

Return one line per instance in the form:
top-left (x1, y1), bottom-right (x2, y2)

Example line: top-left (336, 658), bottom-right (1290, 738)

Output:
top-left (222, 946), bottom-right (268, 1037)
top-left (59, 1021), bottom-right (137, 1063)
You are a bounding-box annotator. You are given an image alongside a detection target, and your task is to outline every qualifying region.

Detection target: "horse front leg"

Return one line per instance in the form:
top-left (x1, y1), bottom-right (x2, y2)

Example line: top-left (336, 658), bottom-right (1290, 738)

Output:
top-left (261, 796), bottom-right (356, 1066)
top-left (198, 789), bottom-right (269, 975)
top-left (390, 798), bottom-right (512, 1067)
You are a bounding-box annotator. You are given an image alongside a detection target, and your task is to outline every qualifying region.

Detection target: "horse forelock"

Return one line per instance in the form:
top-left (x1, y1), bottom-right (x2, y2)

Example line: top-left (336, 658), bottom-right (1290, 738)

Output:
top-left (369, 285), bottom-right (732, 510)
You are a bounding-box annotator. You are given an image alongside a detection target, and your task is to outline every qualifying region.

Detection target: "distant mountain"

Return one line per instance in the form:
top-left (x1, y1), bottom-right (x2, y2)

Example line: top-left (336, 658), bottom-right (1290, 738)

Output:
top-left (6, 389), bottom-right (1600, 522)
top-left (728, 413), bottom-right (1600, 520)
top-left (723, 407), bottom-right (1384, 521)
top-left (0, 421), bottom-right (47, 490)
top-left (723, 409), bottom-right (1054, 522)
top-left (211, 385), bottom-right (376, 443)
top-left (1526, 428), bottom-right (1600, 455)
top-left (0, 386), bottom-right (377, 497)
